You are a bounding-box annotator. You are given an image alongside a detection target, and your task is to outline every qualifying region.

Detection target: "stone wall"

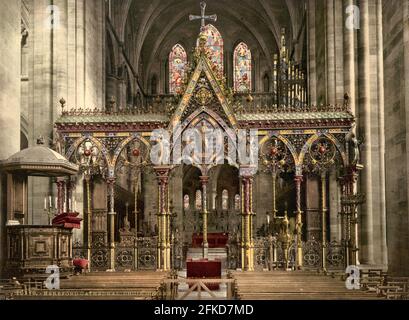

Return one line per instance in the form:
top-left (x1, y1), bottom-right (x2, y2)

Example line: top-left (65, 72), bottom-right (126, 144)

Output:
top-left (0, 0), bottom-right (21, 277)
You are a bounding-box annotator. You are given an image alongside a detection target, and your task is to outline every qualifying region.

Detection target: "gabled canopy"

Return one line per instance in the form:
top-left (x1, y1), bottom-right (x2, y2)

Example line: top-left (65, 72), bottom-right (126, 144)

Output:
top-left (169, 48), bottom-right (237, 130)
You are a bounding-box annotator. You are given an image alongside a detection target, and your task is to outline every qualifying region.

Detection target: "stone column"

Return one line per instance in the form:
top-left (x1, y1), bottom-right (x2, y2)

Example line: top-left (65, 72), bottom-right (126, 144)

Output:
top-left (240, 167), bottom-right (255, 271)
top-left (343, 0), bottom-right (356, 115)
top-left (376, 0), bottom-right (387, 267)
top-left (294, 175), bottom-right (304, 269)
top-left (0, 0), bottom-right (21, 278)
top-left (308, 0), bottom-right (317, 105)
top-left (358, 0), bottom-right (374, 265)
top-left (154, 167), bottom-right (171, 271)
top-left (334, 0), bottom-right (345, 105)
top-left (117, 78), bottom-right (127, 110)
top-left (200, 176), bottom-right (209, 259)
top-left (326, 0), bottom-right (336, 105)
top-left (107, 177), bottom-right (116, 271)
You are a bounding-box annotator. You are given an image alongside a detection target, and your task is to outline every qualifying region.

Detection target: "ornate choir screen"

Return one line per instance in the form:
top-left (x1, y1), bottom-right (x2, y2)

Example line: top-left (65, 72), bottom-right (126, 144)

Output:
top-left (54, 26), bottom-right (361, 272)
top-left (55, 105), bottom-right (360, 272)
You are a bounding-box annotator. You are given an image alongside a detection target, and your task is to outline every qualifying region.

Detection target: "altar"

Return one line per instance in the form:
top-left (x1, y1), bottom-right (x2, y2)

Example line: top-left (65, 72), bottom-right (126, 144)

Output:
top-left (191, 233), bottom-right (229, 248)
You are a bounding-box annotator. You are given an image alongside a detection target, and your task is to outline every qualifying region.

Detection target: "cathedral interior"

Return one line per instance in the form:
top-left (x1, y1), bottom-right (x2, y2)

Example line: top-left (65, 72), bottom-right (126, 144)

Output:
top-left (0, 0), bottom-right (409, 301)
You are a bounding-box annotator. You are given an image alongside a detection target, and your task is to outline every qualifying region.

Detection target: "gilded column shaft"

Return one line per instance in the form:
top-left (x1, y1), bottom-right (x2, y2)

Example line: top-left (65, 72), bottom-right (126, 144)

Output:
top-left (294, 175), bottom-right (304, 268)
top-left (321, 173), bottom-right (328, 271)
top-left (154, 167), bottom-right (171, 271)
top-left (200, 176), bottom-right (209, 259)
top-left (107, 178), bottom-right (116, 271)
top-left (240, 172), bottom-right (254, 271)
top-left (85, 176), bottom-right (92, 269)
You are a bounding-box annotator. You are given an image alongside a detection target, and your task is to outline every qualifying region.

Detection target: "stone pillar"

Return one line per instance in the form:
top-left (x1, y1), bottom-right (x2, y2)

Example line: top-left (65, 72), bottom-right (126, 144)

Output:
top-left (325, 0), bottom-right (336, 105)
top-left (200, 176), bottom-right (209, 259)
top-left (294, 175), bottom-right (304, 269)
top-left (358, 0), bottom-right (374, 265)
top-left (343, 0), bottom-right (356, 115)
top-left (334, 0), bottom-right (345, 105)
top-left (376, 0), bottom-right (387, 267)
top-left (107, 178), bottom-right (116, 271)
top-left (240, 167), bottom-right (255, 271)
top-left (0, 0), bottom-right (21, 278)
top-left (117, 79), bottom-right (127, 110)
top-left (27, 0), bottom-right (105, 225)
top-left (308, 0), bottom-right (317, 105)
top-left (154, 167), bottom-right (171, 271)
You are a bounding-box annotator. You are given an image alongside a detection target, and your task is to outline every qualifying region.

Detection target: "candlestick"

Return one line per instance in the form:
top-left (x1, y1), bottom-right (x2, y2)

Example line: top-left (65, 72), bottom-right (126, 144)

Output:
top-left (44, 197), bottom-right (47, 210)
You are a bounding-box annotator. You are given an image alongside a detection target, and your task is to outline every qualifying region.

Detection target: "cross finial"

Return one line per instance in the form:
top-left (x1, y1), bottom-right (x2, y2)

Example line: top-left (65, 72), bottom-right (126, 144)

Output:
top-left (189, 1), bottom-right (217, 31)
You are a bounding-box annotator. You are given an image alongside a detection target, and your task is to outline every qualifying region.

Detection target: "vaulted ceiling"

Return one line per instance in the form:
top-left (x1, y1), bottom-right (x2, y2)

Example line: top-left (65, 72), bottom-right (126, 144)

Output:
top-left (110, 0), bottom-right (305, 89)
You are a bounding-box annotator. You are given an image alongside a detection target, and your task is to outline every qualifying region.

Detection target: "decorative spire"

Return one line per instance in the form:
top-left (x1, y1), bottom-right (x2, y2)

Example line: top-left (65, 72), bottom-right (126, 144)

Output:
top-left (59, 97), bottom-right (66, 114)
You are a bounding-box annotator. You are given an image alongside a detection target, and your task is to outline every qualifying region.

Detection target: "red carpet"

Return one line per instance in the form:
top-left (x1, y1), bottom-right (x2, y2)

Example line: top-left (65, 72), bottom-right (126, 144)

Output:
top-left (187, 259), bottom-right (222, 290)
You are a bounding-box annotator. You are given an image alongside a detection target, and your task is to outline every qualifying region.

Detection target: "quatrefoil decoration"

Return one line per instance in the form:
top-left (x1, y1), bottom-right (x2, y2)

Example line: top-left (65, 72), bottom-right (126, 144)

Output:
top-left (261, 138), bottom-right (289, 169)
top-left (75, 139), bottom-right (103, 175)
top-left (309, 137), bottom-right (336, 165)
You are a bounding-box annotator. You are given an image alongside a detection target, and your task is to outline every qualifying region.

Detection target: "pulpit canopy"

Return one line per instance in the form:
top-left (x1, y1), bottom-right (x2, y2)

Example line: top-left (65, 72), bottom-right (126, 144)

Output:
top-left (0, 145), bottom-right (78, 177)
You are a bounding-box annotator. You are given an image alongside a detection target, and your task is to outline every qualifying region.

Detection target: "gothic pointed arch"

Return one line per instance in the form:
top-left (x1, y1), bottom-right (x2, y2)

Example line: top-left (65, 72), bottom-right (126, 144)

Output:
top-left (233, 42), bottom-right (252, 93)
top-left (169, 44), bottom-right (188, 94)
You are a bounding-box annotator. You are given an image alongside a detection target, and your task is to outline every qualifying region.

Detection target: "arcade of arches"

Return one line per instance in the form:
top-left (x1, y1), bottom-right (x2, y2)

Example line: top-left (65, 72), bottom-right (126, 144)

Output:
top-left (1, 0), bottom-right (409, 294)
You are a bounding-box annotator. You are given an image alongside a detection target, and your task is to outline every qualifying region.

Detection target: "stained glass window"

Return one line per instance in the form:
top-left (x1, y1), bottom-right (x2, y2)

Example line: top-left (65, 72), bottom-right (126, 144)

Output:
top-left (198, 24), bottom-right (224, 73)
top-left (169, 44), bottom-right (187, 94)
top-left (184, 195), bottom-right (190, 210)
top-left (222, 189), bottom-right (229, 211)
top-left (234, 42), bottom-right (252, 92)
top-left (234, 194), bottom-right (241, 211)
top-left (195, 190), bottom-right (202, 210)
